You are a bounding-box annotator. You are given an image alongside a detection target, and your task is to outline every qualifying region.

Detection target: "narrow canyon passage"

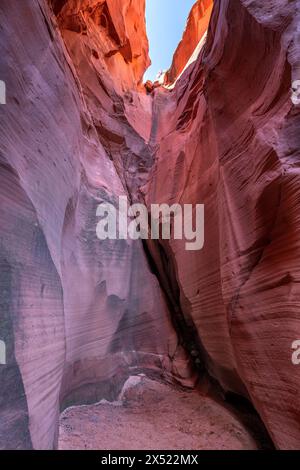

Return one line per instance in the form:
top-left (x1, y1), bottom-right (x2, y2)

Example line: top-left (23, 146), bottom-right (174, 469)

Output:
top-left (0, 0), bottom-right (299, 451)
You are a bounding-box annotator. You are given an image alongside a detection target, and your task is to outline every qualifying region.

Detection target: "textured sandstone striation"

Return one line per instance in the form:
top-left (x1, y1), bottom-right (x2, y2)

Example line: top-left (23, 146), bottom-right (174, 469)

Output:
top-left (0, 0), bottom-right (299, 451)
top-left (145, 0), bottom-right (300, 450)
top-left (0, 0), bottom-right (190, 450)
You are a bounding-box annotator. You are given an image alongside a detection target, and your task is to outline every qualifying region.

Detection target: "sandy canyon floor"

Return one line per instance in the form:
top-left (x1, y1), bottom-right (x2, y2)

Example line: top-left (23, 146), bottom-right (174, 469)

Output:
top-left (59, 376), bottom-right (272, 450)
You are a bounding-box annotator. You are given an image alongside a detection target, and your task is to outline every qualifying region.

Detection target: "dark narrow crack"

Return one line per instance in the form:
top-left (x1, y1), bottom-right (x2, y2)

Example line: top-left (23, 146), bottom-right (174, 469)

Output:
top-left (142, 238), bottom-right (206, 376)
top-left (141, 238), bottom-right (274, 450)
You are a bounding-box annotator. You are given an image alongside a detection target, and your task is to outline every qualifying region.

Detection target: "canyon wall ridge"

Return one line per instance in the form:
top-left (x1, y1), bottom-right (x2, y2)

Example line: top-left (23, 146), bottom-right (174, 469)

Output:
top-left (0, 0), bottom-right (299, 450)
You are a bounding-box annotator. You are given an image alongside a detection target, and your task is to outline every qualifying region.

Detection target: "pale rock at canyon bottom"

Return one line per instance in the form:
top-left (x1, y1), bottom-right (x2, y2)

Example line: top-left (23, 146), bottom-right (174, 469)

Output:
top-left (0, 0), bottom-right (299, 450)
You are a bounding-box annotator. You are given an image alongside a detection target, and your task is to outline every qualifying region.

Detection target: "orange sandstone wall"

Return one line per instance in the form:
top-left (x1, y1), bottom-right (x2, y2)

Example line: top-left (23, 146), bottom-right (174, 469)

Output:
top-left (166, 0), bottom-right (214, 84)
top-left (0, 0), bottom-right (300, 451)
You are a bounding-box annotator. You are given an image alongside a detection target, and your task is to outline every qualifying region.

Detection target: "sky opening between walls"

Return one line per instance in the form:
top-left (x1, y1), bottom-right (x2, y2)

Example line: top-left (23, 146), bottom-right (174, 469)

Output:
top-left (144, 0), bottom-right (196, 81)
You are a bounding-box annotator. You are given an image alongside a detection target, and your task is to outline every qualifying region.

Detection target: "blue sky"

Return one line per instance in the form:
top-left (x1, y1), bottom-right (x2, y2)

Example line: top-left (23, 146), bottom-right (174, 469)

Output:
top-left (144, 0), bottom-right (196, 81)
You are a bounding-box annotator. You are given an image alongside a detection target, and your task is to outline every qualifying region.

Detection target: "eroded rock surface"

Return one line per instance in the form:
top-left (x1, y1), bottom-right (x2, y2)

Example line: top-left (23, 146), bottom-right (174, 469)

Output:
top-left (0, 0), bottom-right (299, 450)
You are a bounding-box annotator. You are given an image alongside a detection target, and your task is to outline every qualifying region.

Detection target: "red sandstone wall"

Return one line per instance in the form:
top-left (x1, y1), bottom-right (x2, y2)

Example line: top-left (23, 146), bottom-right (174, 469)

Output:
top-left (0, 0), bottom-right (189, 450)
top-left (0, 0), bottom-right (299, 451)
top-left (145, 0), bottom-right (300, 450)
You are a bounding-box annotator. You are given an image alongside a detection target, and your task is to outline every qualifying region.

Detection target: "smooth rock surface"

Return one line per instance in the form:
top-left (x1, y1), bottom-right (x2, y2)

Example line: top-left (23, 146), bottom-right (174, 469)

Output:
top-left (145, 0), bottom-right (300, 450)
top-left (0, 0), bottom-right (299, 451)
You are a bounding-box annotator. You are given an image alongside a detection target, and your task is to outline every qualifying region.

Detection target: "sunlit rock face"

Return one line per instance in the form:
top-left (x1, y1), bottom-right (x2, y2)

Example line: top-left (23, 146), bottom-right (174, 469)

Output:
top-left (166, 0), bottom-right (214, 84)
top-left (0, 0), bottom-right (299, 451)
top-left (51, 0), bottom-right (150, 91)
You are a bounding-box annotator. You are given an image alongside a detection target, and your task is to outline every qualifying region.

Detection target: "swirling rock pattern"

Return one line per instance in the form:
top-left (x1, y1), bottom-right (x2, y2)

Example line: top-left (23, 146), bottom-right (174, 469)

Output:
top-left (145, 0), bottom-right (300, 450)
top-left (0, 0), bottom-right (188, 450)
top-left (0, 0), bottom-right (299, 450)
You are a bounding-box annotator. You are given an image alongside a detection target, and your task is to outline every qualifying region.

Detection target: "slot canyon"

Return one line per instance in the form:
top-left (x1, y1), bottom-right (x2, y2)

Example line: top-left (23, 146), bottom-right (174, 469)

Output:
top-left (0, 0), bottom-right (300, 451)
